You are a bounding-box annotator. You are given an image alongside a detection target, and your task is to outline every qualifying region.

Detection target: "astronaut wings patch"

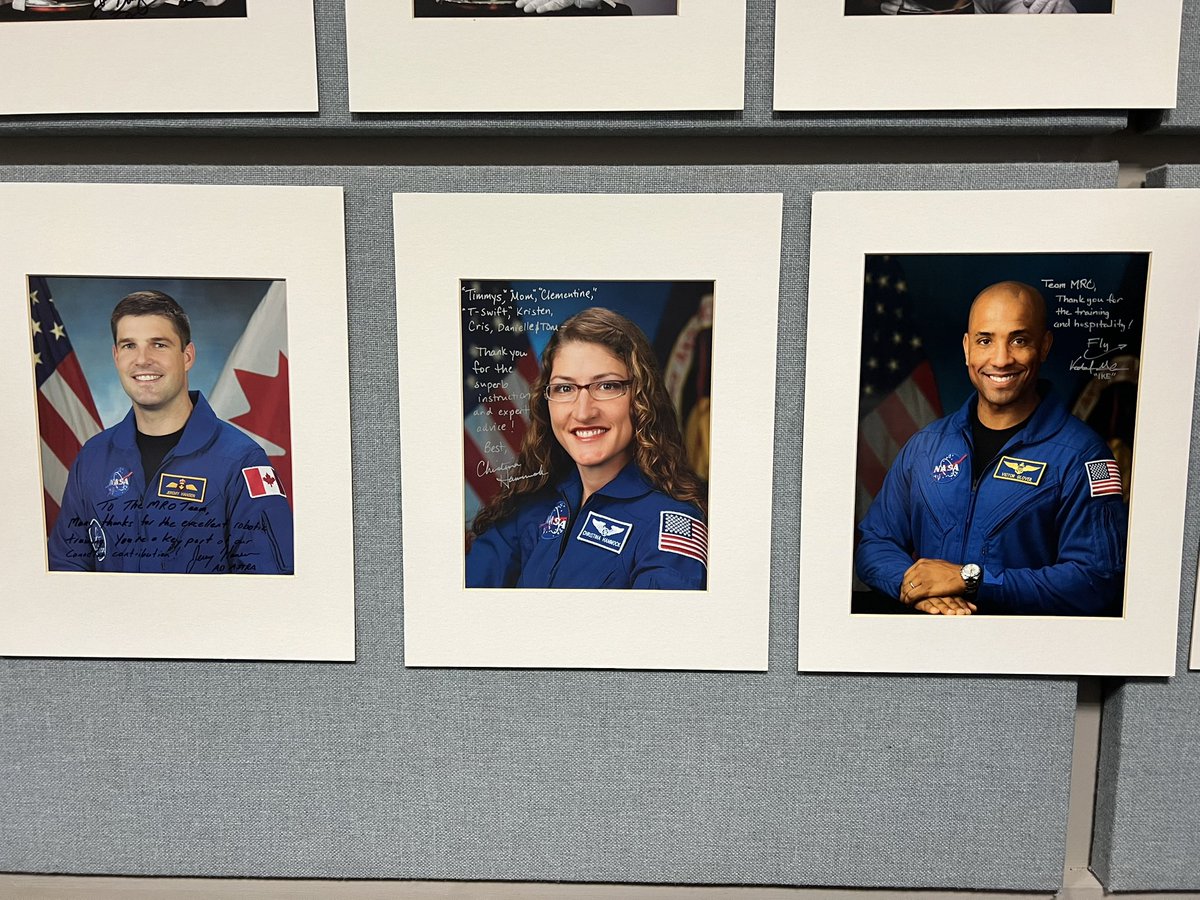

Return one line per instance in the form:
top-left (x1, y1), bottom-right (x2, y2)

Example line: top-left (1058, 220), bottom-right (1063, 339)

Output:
top-left (658, 511), bottom-right (708, 567)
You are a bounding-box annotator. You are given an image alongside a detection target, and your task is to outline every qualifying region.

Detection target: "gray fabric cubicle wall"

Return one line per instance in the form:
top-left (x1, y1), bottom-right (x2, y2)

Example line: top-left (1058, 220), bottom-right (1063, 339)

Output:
top-left (0, 162), bottom-right (1112, 890)
top-left (1152, 0), bottom-right (1200, 132)
top-left (1090, 166), bottom-right (1200, 892)
top-left (0, 0), bottom-right (1127, 136)
top-left (0, 160), bottom-right (1108, 888)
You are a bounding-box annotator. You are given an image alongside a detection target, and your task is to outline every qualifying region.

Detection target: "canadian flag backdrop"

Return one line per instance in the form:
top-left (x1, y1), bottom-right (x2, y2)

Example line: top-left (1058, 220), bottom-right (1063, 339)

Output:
top-left (209, 280), bottom-right (293, 508)
top-left (30, 276), bottom-right (292, 531)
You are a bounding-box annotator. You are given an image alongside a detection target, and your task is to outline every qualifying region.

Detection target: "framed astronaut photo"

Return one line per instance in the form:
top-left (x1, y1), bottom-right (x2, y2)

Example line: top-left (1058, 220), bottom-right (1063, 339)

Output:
top-left (462, 279), bottom-right (712, 592)
top-left (0, 1), bottom-right (316, 115)
top-left (0, 181), bottom-right (353, 661)
top-left (30, 274), bottom-right (293, 576)
top-left (0, 1), bottom-right (247, 22)
top-left (800, 189), bottom-right (1200, 677)
top-left (844, 1), bottom-right (1112, 15)
top-left (413, 0), bottom-right (676, 17)
top-left (774, 1), bottom-right (1182, 111)
top-left (396, 192), bottom-right (782, 670)
top-left (344, 0), bottom-right (745, 112)
top-left (851, 251), bottom-right (1146, 619)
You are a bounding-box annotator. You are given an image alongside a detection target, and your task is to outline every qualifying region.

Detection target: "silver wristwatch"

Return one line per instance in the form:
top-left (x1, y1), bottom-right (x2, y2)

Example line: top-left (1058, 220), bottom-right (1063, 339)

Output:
top-left (960, 563), bottom-right (981, 594)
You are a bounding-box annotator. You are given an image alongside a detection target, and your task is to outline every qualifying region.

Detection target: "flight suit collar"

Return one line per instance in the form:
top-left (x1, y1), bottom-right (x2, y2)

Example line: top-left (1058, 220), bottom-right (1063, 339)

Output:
top-left (111, 390), bottom-right (221, 456)
top-left (556, 459), bottom-right (655, 505)
top-left (950, 381), bottom-right (1071, 447)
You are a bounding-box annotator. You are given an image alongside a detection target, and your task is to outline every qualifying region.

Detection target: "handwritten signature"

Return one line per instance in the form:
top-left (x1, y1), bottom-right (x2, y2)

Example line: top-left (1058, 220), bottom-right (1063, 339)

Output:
top-left (1068, 340), bottom-right (1132, 379)
top-left (498, 467), bottom-right (548, 486)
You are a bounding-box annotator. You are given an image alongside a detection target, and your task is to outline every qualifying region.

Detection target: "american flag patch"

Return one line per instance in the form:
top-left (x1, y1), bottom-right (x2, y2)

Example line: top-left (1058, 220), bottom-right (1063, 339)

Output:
top-left (1085, 459), bottom-right (1122, 498)
top-left (658, 511), bottom-right (708, 567)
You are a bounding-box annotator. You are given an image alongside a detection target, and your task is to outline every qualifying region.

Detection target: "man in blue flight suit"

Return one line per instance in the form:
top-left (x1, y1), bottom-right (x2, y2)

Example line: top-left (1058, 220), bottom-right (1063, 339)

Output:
top-left (856, 280), bottom-right (1126, 616)
top-left (48, 290), bottom-right (294, 574)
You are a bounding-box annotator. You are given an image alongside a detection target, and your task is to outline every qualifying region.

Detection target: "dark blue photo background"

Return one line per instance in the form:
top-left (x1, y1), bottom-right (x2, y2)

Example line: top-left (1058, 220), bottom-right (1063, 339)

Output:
top-left (870, 252), bottom-right (1148, 416)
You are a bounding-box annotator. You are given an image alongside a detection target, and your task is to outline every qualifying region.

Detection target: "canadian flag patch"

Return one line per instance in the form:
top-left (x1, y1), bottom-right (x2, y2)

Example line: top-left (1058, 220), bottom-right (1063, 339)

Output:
top-left (242, 465), bottom-right (286, 499)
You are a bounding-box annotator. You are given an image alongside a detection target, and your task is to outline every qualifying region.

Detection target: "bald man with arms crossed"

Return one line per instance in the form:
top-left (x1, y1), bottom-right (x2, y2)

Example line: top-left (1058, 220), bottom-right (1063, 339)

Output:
top-left (856, 281), bottom-right (1127, 616)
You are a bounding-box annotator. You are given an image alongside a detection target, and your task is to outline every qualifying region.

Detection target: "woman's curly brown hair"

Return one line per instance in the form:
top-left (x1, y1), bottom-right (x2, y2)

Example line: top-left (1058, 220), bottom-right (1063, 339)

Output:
top-left (472, 307), bottom-right (707, 537)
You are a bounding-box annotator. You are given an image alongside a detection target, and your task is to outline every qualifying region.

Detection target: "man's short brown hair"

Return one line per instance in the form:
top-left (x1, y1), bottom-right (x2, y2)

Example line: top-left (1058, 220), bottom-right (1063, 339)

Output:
top-left (110, 290), bottom-right (191, 346)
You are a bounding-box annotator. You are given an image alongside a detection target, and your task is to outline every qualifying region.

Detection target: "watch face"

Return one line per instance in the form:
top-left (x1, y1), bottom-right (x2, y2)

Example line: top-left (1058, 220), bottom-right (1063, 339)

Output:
top-left (962, 563), bottom-right (981, 581)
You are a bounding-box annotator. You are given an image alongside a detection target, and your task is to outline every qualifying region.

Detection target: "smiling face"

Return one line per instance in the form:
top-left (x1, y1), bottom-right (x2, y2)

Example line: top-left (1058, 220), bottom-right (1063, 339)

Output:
top-left (112, 313), bottom-right (195, 427)
top-left (546, 340), bottom-right (635, 494)
top-left (962, 283), bottom-right (1053, 428)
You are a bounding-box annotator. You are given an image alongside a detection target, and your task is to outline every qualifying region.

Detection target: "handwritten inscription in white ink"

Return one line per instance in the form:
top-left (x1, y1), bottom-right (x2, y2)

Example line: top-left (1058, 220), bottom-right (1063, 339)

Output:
top-left (1045, 276), bottom-right (1136, 381)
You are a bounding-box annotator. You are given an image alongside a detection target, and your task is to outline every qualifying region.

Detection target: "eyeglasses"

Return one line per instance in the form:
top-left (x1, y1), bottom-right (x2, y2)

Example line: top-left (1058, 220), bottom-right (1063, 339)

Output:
top-left (544, 380), bottom-right (632, 403)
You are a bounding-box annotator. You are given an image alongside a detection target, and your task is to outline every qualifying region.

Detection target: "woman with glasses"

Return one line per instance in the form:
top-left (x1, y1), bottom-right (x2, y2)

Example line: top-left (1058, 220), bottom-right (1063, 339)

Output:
top-left (467, 307), bottom-right (708, 589)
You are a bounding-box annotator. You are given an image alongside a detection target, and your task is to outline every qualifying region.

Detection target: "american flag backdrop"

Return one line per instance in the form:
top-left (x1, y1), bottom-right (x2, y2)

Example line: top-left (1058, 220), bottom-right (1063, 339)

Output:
top-left (856, 256), bottom-right (943, 525)
top-left (29, 276), bottom-right (103, 535)
top-left (462, 281), bottom-right (541, 527)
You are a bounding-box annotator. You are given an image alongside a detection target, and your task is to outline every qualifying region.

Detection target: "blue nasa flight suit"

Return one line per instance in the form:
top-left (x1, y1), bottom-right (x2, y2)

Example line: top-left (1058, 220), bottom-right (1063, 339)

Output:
top-left (856, 388), bottom-right (1126, 615)
top-left (466, 461), bottom-right (707, 589)
top-left (48, 392), bottom-right (294, 574)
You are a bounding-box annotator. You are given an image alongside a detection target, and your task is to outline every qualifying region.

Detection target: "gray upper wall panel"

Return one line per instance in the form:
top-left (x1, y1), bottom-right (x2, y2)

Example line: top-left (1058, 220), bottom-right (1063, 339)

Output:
top-left (0, 0), bottom-right (1127, 136)
top-left (0, 162), bottom-right (1115, 890)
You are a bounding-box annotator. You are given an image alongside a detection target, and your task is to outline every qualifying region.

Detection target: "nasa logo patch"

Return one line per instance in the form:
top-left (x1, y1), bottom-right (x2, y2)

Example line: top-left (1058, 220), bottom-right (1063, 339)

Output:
top-left (106, 467), bottom-right (134, 497)
top-left (540, 500), bottom-right (569, 540)
top-left (932, 452), bottom-right (967, 482)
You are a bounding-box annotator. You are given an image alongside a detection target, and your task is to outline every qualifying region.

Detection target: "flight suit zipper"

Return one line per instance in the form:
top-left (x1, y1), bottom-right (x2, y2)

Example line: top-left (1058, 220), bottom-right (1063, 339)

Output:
top-left (546, 490), bottom-right (603, 584)
top-left (960, 433), bottom-right (1026, 564)
top-left (546, 491), bottom-right (580, 583)
top-left (134, 448), bottom-right (178, 569)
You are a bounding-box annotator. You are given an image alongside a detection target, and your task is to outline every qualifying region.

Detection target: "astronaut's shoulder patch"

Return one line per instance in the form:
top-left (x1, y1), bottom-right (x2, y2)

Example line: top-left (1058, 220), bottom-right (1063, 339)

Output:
top-left (158, 472), bottom-right (207, 503)
top-left (576, 511), bottom-right (632, 554)
top-left (658, 510), bottom-right (708, 567)
top-left (242, 466), bottom-right (286, 499)
top-left (992, 456), bottom-right (1047, 487)
top-left (1085, 459), bottom-right (1122, 498)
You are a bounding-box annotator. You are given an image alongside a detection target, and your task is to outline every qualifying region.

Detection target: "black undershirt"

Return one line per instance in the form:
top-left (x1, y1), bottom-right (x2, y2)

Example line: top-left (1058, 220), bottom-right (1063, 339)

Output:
top-left (970, 408), bottom-right (1032, 488)
top-left (136, 425), bottom-right (186, 485)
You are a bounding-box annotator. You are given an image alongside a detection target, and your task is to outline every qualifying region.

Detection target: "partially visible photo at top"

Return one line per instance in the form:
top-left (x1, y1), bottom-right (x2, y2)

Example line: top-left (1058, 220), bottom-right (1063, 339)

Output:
top-left (844, 0), bottom-right (1112, 14)
top-left (0, 0), bottom-right (246, 22)
top-left (414, 0), bottom-right (676, 17)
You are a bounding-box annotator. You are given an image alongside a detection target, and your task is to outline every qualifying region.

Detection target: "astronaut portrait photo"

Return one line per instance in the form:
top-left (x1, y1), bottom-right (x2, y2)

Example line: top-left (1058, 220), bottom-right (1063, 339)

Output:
top-left (31, 275), bottom-right (293, 575)
top-left (851, 252), bottom-right (1147, 618)
top-left (413, 0), bottom-right (675, 17)
top-left (462, 281), bottom-right (711, 590)
top-left (0, 0), bottom-right (244, 22)
top-left (844, 0), bottom-right (1112, 14)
